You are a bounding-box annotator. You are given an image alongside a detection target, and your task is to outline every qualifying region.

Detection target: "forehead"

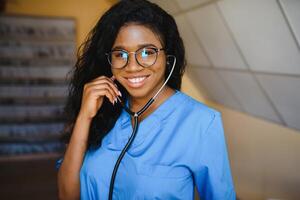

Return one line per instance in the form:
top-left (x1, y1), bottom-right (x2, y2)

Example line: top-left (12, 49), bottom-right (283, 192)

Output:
top-left (112, 24), bottom-right (163, 50)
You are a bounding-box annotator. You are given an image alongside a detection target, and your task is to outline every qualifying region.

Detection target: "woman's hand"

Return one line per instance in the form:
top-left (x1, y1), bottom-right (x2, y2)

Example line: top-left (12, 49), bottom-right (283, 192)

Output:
top-left (78, 76), bottom-right (121, 120)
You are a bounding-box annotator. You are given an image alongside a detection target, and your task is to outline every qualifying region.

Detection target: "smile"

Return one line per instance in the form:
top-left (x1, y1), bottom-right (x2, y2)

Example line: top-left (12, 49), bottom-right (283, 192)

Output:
top-left (125, 75), bottom-right (149, 88)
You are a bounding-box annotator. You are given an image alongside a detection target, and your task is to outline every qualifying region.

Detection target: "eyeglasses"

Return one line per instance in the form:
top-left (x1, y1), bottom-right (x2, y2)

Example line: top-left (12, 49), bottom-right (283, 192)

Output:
top-left (106, 46), bottom-right (165, 69)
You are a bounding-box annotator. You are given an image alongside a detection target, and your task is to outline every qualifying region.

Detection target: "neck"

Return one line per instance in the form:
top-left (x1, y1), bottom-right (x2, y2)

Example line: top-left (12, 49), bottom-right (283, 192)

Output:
top-left (129, 86), bottom-right (164, 110)
top-left (128, 86), bottom-right (175, 122)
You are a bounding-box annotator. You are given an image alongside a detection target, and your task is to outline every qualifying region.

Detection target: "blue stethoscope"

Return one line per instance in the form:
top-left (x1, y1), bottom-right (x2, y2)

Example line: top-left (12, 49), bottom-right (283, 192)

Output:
top-left (108, 55), bottom-right (176, 200)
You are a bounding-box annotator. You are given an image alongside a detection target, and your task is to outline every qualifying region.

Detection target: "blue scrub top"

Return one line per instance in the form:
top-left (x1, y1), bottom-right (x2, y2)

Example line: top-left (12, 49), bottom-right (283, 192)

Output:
top-left (59, 90), bottom-right (236, 200)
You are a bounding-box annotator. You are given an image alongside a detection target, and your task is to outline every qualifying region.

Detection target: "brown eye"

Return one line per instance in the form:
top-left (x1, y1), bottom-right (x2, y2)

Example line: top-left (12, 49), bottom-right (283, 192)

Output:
top-left (112, 50), bottom-right (128, 59)
top-left (140, 48), bottom-right (156, 58)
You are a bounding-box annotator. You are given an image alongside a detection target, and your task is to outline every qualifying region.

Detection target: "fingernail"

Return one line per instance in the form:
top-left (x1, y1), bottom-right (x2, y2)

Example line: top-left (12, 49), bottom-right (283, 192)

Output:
top-left (118, 91), bottom-right (122, 97)
top-left (114, 97), bottom-right (117, 104)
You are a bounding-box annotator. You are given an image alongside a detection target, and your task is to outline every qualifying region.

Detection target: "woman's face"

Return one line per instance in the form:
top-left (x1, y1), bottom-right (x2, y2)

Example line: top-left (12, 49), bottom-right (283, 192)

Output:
top-left (111, 24), bottom-right (167, 100)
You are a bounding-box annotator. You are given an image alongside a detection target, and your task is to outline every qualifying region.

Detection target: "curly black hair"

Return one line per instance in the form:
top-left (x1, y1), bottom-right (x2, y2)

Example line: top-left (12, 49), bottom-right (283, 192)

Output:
top-left (63, 0), bottom-right (186, 149)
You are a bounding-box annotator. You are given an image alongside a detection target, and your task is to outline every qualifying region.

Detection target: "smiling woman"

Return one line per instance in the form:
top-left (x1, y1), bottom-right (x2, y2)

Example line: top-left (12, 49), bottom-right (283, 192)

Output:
top-left (57, 0), bottom-right (236, 200)
top-left (110, 24), bottom-right (171, 109)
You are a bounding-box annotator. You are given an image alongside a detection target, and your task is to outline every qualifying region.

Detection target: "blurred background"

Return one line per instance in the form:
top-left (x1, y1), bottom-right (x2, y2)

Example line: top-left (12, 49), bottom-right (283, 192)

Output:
top-left (0, 0), bottom-right (299, 199)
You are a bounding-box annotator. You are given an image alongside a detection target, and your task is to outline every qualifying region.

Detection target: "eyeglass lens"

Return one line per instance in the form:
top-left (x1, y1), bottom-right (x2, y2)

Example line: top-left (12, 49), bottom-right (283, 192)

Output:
top-left (108, 47), bottom-right (158, 69)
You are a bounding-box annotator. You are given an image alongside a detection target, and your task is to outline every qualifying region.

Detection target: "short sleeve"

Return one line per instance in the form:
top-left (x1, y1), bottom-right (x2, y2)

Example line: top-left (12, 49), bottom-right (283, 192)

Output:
top-left (193, 112), bottom-right (236, 200)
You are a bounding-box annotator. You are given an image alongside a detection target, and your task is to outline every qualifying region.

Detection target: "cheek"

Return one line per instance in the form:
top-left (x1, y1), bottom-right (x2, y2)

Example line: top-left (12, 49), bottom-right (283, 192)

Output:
top-left (112, 69), bottom-right (121, 78)
top-left (154, 59), bottom-right (167, 77)
top-left (111, 70), bottom-right (123, 84)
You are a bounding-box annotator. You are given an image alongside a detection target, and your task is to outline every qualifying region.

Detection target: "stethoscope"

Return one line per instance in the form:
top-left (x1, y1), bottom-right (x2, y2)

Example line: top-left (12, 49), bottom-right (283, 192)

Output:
top-left (108, 55), bottom-right (177, 200)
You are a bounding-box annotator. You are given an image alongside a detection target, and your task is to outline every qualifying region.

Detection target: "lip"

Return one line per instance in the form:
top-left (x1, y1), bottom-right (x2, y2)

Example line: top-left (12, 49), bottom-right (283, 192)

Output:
top-left (124, 75), bottom-right (150, 88)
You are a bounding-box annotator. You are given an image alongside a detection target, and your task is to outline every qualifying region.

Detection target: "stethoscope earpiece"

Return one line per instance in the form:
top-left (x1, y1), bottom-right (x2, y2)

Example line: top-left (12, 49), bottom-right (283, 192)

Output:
top-left (167, 55), bottom-right (176, 63)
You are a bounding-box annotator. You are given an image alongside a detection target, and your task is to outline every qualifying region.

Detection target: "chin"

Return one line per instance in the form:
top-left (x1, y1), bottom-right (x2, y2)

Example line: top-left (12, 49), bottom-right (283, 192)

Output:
top-left (125, 87), bottom-right (152, 99)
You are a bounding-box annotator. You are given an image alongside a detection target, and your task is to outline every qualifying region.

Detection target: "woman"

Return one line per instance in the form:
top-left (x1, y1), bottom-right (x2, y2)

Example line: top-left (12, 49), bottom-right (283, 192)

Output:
top-left (57, 0), bottom-right (235, 199)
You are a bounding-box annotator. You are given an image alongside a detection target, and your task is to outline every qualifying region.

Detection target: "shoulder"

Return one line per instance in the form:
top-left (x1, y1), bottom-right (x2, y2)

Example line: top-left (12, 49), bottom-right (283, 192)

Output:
top-left (177, 91), bottom-right (221, 118)
top-left (173, 91), bottom-right (223, 134)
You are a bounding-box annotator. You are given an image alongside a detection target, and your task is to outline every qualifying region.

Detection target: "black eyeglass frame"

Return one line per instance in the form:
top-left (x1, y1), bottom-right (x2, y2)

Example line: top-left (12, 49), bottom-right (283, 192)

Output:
top-left (105, 46), bottom-right (165, 69)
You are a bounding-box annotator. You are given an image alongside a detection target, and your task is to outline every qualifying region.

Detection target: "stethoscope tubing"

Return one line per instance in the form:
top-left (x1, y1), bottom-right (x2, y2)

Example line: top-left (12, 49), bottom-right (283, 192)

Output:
top-left (108, 56), bottom-right (176, 200)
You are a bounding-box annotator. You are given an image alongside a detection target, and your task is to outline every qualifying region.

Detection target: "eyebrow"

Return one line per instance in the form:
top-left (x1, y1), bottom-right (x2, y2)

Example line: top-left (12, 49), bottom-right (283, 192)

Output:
top-left (112, 43), bottom-right (159, 51)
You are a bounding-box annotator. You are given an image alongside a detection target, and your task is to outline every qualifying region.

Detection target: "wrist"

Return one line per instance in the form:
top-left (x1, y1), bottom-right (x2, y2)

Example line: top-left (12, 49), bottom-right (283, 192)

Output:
top-left (77, 111), bottom-right (93, 123)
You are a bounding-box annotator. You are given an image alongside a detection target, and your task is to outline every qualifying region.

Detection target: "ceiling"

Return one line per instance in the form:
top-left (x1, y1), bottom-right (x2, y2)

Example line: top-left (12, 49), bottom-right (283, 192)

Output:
top-left (150, 0), bottom-right (300, 131)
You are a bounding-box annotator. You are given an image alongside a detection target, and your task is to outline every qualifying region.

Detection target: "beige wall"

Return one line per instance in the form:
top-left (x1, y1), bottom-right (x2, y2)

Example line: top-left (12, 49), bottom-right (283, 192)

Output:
top-left (182, 75), bottom-right (300, 200)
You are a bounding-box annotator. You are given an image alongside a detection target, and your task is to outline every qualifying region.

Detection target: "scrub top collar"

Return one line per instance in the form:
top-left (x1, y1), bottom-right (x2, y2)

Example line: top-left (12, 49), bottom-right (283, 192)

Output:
top-left (120, 89), bottom-right (182, 126)
top-left (102, 90), bottom-right (188, 151)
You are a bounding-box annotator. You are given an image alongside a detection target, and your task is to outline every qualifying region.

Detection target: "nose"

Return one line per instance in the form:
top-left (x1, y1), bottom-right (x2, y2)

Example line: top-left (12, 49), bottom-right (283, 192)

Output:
top-left (125, 52), bottom-right (143, 71)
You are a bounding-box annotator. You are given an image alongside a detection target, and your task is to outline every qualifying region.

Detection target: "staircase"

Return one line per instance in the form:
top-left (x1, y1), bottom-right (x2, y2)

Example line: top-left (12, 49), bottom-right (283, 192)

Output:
top-left (0, 15), bottom-right (76, 199)
top-left (0, 15), bottom-right (75, 156)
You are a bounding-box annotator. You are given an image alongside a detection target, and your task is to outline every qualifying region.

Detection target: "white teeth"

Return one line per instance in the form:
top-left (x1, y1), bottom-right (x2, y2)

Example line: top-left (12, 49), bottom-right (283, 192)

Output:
top-left (127, 76), bottom-right (146, 83)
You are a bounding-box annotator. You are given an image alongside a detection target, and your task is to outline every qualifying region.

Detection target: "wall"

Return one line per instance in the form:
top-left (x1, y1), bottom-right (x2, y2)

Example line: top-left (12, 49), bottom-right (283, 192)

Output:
top-left (212, 101), bottom-right (300, 200)
top-left (172, 0), bottom-right (300, 199)
top-left (182, 82), bottom-right (300, 200)
top-left (5, 0), bottom-right (117, 47)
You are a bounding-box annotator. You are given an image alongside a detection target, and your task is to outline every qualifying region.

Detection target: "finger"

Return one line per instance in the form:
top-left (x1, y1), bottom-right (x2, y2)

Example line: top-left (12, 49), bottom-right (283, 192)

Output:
top-left (90, 75), bottom-right (111, 83)
top-left (89, 81), bottom-right (119, 100)
top-left (92, 76), bottom-right (117, 89)
top-left (88, 78), bottom-right (120, 97)
top-left (88, 85), bottom-right (117, 103)
top-left (90, 88), bottom-right (116, 104)
top-left (102, 88), bottom-right (119, 105)
top-left (87, 76), bottom-right (121, 99)
top-left (109, 76), bottom-right (122, 97)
